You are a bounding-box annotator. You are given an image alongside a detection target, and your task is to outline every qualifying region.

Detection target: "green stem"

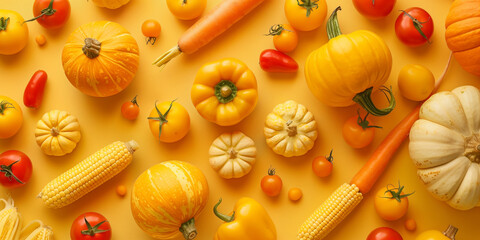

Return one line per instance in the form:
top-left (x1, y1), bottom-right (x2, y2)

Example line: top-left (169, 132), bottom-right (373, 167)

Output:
top-left (326, 149), bottom-right (333, 163)
top-left (179, 218), bottom-right (198, 240)
top-left (215, 80), bottom-right (237, 104)
top-left (0, 17), bottom-right (10, 31)
top-left (267, 167), bottom-right (276, 176)
top-left (327, 6), bottom-right (343, 40)
top-left (352, 86), bottom-right (396, 116)
top-left (0, 161), bottom-right (24, 184)
top-left (147, 100), bottom-right (176, 141)
top-left (356, 109), bottom-right (382, 130)
top-left (24, 0), bottom-right (57, 23)
top-left (81, 217), bottom-right (110, 236)
top-left (381, 181), bottom-right (415, 203)
top-left (297, 0), bottom-right (319, 17)
top-left (265, 24), bottom-right (290, 36)
top-left (213, 198), bottom-right (235, 222)
top-left (131, 95), bottom-right (139, 106)
top-left (400, 10), bottom-right (431, 44)
top-left (0, 100), bottom-right (15, 115)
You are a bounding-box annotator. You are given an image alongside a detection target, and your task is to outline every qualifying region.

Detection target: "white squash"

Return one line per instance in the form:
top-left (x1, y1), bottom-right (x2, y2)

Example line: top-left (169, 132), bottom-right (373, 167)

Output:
top-left (35, 110), bottom-right (81, 156)
top-left (409, 85), bottom-right (480, 210)
top-left (209, 131), bottom-right (256, 179)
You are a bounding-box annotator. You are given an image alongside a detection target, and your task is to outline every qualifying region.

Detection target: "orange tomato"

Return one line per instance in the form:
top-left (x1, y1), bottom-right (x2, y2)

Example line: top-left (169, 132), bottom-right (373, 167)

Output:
top-left (121, 96), bottom-right (140, 120)
top-left (374, 183), bottom-right (413, 221)
top-left (166, 0), bottom-right (206, 20)
top-left (0, 96), bottom-right (23, 139)
top-left (35, 34), bottom-right (46, 46)
top-left (267, 24), bottom-right (298, 53)
top-left (260, 168), bottom-right (283, 197)
top-left (148, 100), bottom-right (190, 143)
top-left (342, 112), bottom-right (380, 149)
top-left (141, 19), bottom-right (161, 45)
top-left (405, 218), bottom-right (417, 231)
top-left (312, 150), bottom-right (333, 177)
top-left (288, 187), bottom-right (303, 201)
top-left (284, 0), bottom-right (327, 31)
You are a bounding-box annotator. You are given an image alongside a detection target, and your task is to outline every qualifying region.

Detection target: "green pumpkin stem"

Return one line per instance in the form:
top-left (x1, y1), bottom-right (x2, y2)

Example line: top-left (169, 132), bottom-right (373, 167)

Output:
top-left (24, 0), bottom-right (57, 23)
top-left (353, 86), bottom-right (396, 116)
top-left (213, 198), bottom-right (235, 223)
top-left (147, 99), bottom-right (176, 141)
top-left (0, 17), bottom-right (10, 31)
top-left (215, 80), bottom-right (237, 104)
top-left (327, 6), bottom-right (343, 40)
top-left (179, 218), bottom-right (198, 240)
top-left (356, 109), bottom-right (382, 130)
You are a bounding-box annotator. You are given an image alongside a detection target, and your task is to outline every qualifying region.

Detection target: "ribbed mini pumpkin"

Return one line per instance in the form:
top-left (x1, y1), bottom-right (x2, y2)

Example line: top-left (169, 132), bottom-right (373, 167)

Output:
top-left (35, 110), bottom-right (81, 156)
top-left (131, 161), bottom-right (209, 240)
top-left (445, 0), bottom-right (480, 76)
top-left (91, 0), bottom-right (130, 9)
top-left (62, 21), bottom-right (139, 97)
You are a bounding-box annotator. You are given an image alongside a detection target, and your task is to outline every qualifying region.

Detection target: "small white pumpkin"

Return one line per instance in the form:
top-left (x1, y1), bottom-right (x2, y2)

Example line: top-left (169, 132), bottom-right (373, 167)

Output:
top-left (264, 100), bottom-right (318, 157)
top-left (209, 131), bottom-right (256, 179)
top-left (409, 85), bottom-right (480, 210)
top-left (35, 110), bottom-right (81, 156)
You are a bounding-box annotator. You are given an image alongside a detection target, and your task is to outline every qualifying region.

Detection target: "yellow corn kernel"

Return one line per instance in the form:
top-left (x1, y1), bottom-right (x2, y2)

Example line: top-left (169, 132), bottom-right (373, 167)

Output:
top-left (0, 197), bottom-right (22, 240)
top-left (19, 220), bottom-right (53, 240)
top-left (297, 183), bottom-right (363, 240)
top-left (38, 140), bottom-right (139, 208)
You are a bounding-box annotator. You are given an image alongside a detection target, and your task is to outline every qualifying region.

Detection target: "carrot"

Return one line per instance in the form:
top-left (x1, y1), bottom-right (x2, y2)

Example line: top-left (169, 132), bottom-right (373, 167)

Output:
top-left (350, 52), bottom-right (453, 194)
top-left (153, 0), bottom-right (265, 67)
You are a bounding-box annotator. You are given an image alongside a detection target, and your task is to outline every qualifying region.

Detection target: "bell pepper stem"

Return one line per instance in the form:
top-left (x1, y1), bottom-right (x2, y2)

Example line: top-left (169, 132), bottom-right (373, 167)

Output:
top-left (214, 80), bottom-right (237, 104)
top-left (213, 198), bottom-right (235, 222)
top-left (327, 6), bottom-right (342, 40)
top-left (179, 218), bottom-right (198, 240)
top-left (353, 86), bottom-right (396, 116)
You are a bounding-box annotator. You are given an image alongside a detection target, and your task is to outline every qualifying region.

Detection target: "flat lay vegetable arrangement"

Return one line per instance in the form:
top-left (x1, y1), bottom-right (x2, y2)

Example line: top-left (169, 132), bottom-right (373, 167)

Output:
top-left (1, 0), bottom-right (480, 239)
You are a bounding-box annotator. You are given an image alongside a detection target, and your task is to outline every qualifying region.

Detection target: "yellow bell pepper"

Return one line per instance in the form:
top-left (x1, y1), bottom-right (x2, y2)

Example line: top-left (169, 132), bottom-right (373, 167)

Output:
top-left (191, 58), bottom-right (258, 126)
top-left (213, 198), bottom-right (276, 240)
top-left (416, 225), bottom-right (458, 240)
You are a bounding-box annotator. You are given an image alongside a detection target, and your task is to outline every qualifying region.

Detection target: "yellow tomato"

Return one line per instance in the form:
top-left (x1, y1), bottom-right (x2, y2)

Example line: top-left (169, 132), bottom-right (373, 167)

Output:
top-left (374, 185), bottom-right (411, 221)
top-left (284, 0), bottom-right (327, 31)
top-left (271, 24), bottom-right (298, 53)
top-left (0, 10), bottom-right (29, 55)
top-left (148, 100), bottom-right (190, 143)
top-left (398, 64), bottom-right (435, 101)
top-left (416, 230), bottom-right (451, 240)
top-left (166, 0), bottom-right (206, 20)
top-left (0, 96), bottom-right (23, 139)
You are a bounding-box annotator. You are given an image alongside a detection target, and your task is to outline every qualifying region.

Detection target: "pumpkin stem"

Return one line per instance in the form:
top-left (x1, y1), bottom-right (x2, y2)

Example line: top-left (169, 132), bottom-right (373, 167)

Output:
top-left (0, 17), bottom-right (10, 31)
top-left (229, 149), bottom-right (237, 159)
top-left (24, 0), bottom-right (57, 23)
top-left (356, 109), bottom-right (382, 130)
top-left (297, 0), bottom-right (320, 17)
top-left (213, 198), bottom-right (235, 222)
top-left (285, 120), bottom-right (298, 136)
top-left (147, 100), bottom-right (176, 141)
top-left (265, 24), bottom-right (290, 36)
top-left (443, 225), bottom-right (458, 240)
top-left (0, 100), bottom-right (15, 115)
top-left (353, 86), bottom-right (396, 116)
top-left (215, 80), bottom-right (237, 104)
top-left (179, 218), bottom-right (198, 240)
top-left (327, 6), bottom-right (343, 40)
top-left (82, 38), bottom-right (102, 59)
top-left (51, 127), bottom-right (60, 137)
top-left (0, 160), bottom-right (24, 184)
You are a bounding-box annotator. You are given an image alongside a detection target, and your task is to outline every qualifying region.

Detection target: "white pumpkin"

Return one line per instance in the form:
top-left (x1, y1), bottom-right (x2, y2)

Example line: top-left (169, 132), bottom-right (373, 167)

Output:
top-left (35, 110), bottom-right (81, 156)
top-left (409, 85), bottom-right (480, 210)
top-left (209, 131), bottom-right (256, 179)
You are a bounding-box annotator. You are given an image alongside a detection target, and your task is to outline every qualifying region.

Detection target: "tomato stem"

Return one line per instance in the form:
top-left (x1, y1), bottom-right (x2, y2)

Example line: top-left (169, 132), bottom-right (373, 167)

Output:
top-left (353, 86), bottom-right (396, 116)
top-left (0, 100), bottom-right (15, 115)
top-left (80, 217), bottom-right (110, 236)
top-left (381, 181), bottom-right (415, 203)
top-left (131, 95), bottom-right (139, 106)
top-left (213, 198), bottom-right (235, 222)
top-left (400, 10), bottom-right (432, 44)
top-left (267, 167), bottom-right (276, 176)
top-left (0, 17), bottom-right (9, 31)
top-left (0, 160), bottom-right (24, 184)
top-left (147, 100), bottom-right (176, 141)
top-left (297, 0), bottom-right (319, 17)
top-left (179, 218), bottom-right (198, 240)
top-left (146, 37), bottom-right (157, 45)
top-left (356, 109), bottom-right (382, 130)
top-left (326, 149), bottom-right (333, 163)
top-left (24, 0), bottom-right (57, 23)
top-left (182, 0), bottom-right (187, 5)
top-left (326, 6), bottom-right (342, 40)
top-left (265, 24), bottom-right (290, 36)
top-left (214, 80), bottom-right (237, 104)
top-left (372, 0), bottom-right (375, 5)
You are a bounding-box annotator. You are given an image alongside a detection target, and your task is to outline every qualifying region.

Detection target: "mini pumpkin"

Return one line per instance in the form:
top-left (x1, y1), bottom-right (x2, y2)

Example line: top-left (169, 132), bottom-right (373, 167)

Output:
top-left (209, 131), bottom-right (256, 179)
top-left (91, 0), bottom-right (130, 9)
top-left (35, 110), bottom-right (81, 156)
top-left (264, 100), bottom-right (318, 157)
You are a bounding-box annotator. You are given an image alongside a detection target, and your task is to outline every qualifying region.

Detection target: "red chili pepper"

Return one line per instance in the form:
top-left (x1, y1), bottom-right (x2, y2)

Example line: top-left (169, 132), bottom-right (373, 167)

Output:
top-left (259, 49), bottom-right (298, 73)
top-left (24, 70), bottom-right (47, 109)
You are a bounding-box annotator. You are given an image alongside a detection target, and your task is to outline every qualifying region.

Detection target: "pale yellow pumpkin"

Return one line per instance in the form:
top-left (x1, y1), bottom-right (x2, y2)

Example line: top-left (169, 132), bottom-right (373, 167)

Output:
top-left (62, 21), bottom-right (139, 97)
top-left (264, 100), bottom-right (318, 157)
top-left (131, 161), bottom-right (209, 240)
top-left (91, 0), bottom-right (130, 9)
top-left (35, 110), bottom-right (81, 157)
top-left (209, 131), bottom-right (256, 179)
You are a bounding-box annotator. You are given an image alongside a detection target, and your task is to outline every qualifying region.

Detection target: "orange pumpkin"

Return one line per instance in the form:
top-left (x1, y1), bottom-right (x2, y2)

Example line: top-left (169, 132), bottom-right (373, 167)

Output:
top-left (131, 161), bottom-right (209, 240)
top-left (62, 21), bottom-right (139, 97)
top-left (445, 0), bottom-right (480, 76)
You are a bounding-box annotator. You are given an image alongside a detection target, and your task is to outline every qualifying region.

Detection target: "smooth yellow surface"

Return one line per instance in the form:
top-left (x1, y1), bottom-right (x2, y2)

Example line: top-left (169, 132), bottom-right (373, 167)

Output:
top-left (0, 0), bottom-right (479, 239)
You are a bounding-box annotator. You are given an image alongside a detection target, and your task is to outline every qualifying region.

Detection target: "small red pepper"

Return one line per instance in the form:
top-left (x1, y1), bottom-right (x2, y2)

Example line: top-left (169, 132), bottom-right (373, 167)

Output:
top-left (259, 49), bottom-right (298, 73)
top-left (24, 70), bottom-right (47, 109)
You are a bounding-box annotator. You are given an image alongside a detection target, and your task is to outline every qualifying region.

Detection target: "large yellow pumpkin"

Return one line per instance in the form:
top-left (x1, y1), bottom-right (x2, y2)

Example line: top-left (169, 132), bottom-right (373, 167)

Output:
top-left (305, 7), bottom-right (394, 116)
top-left (131, 161), bottom-right (209, 240)
top-left (445, 0), bottom-right (480, 76)
top-left (62, 21), bottom-right (139, 97)
top-left (91, 0), bottom-right (130, 9)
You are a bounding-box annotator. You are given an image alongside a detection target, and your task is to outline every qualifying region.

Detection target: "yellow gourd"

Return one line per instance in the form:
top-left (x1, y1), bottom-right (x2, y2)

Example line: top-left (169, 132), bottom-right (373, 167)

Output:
top-left (91, 0), bottom-right (130, 9)
top-left (35, 110), bottom-right (81, 156)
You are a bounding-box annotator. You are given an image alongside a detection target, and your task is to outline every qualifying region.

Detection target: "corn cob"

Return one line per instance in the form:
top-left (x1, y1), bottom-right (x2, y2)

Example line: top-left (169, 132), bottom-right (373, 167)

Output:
top-left (38, 140), bottom-right (139, 208)
top-left (19, 220), bottom-right (53, 240)
top-left (0, 197), bottom-right (22, 240)
top-left (297, 183), bottom-right (363, 240)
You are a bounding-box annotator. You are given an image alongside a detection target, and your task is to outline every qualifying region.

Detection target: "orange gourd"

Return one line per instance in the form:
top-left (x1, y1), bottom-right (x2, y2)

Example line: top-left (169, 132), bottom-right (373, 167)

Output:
top-left (445, 0), bottom-right (480, 76)
top-left (62, 21), bottom-right (139, 97)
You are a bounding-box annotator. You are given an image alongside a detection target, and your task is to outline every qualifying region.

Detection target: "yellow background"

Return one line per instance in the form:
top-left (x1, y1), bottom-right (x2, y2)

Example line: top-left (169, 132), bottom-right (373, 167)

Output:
top-left (1, 0), bottom-right (479, 239)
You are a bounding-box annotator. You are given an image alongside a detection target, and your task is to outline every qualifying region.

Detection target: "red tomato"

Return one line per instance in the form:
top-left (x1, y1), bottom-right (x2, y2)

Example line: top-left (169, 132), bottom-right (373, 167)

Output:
top-left (352, 0), bottom-right (396, 20)
top-left (28, 0), bottom-right (71, 29)
top-left (342, 112), bottom-right (381, 149)
top-left (367, 227), bottom-right (403, 240)
top-left (395, 7), bottom-right (434, 47)
top-left (121, 96), bottom-right (140, 120)
top-left (71, 212), bottom-right (111, 240)
top-left (0, 150), bottom-right (33, 188)
top-left (312, 150), bottom-right (333, 177)
top-left (24, 70), bottom-right (47, 109)
top-left (260, 168), bottom-right (283, 197)
top-left (259, 49), bottom-right (298, 73)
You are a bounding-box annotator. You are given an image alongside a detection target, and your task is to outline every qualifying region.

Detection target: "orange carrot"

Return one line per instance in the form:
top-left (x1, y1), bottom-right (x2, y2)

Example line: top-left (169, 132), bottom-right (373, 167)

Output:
top-left (153, 0), bottom-right (265, 67)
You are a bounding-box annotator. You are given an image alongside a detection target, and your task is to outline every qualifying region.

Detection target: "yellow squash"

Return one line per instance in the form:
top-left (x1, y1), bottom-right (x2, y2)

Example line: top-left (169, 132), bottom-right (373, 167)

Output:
top-left (131, 161), bottom-right (209, 240)
top-left (213, 198), bottom-right (276, 240)
top-left (305, 7), bottom-right (394, 116)
top-left (191, 58), bottom-right (258, 126)
top-left (35, 110), bottom-right (81, 156)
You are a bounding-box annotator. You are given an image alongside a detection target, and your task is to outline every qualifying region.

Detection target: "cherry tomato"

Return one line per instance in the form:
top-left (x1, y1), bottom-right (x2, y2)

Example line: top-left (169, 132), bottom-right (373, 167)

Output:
top-left (374, 183), bottom-right (413, 221)
top-left (0, 150), bottom-right (32, 188)
top-left (142, 19), bottom-right (161, 45)
top-left (284, 0), bottom-right (328, 31)
top-left (35, 34), bottom-right (46, 46)
top-left (166, 0), bottom-right (206, 20)
top-left (121, 96), bottom-right (140, 120)
top-left (398, 64), bottom-right (435, 101)
top-left (352, 0), bottom-right (396, 20)
top-left (260, 168), bottom-right (283, 197)
top-left (404, 218), bottom-right (417, 232)
top-left (148, 100), bottom-right (190, 143)
top-left (288, 187), bottom-right (303, 201)
top-left (0, 10), bottom-right (29, 55)
top-left (26, 0), bottom-right (71, 29)
top-left (312, 150), bottom-right (333, 177)
top-left (259, 49), bottom-right (298, 73)
top-left (24, 70), bottom-right (48, 109)
top-left (367, 227), bottom-right (403, 240)
top-left (342, 111), bottom-right (381, 149)
top-left (266, 24), bottom-right (298, 53)
top-left (395, 7), bottom-right (434, 47)
top-left (116, 185), bottom-right (127, 197)
top-left (71, 212), bottom-right (111, 240)
top-left (0, 96), bottom-right (23, 139)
